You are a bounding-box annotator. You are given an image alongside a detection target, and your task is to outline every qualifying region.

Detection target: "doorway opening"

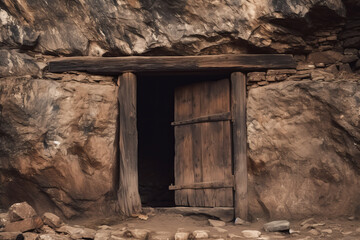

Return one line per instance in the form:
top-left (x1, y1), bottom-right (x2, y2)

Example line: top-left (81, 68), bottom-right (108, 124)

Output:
top-left (137, 72), bottom-right (230, 208)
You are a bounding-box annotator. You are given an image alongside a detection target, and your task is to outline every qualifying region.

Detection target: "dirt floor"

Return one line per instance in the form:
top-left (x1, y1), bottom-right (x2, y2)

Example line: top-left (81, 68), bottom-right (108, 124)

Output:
top-left (68, 209), bottom-right (360, 240)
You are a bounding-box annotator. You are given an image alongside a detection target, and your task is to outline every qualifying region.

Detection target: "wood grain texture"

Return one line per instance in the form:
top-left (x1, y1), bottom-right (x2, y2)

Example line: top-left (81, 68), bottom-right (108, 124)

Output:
top-left (117, 72), bottom-right (142, 216)
top-left (171, 112), bottom-right (231, 126)
top-left (48, 54), bottom-right (296, 74)
top-left (169, 178), bottom-right (234, 190)
top-left (174, 79), bottom-right (233, 207)
top-left (231, 72), bottom-right (248, 220)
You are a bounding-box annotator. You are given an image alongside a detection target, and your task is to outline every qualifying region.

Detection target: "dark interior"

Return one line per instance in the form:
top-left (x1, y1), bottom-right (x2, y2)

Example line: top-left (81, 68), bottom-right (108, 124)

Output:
top-left (137, 72), bottom-right (230, 207)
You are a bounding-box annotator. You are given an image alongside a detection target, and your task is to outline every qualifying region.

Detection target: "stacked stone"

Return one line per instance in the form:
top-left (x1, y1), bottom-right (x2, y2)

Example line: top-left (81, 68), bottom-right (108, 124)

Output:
top-left (247, 39), bottom-right (360, 89)
top-left (306, 27), bottom-right (343, 52)
top-left (247, 69), bottom-right (297, 89)
top-left (340, 17), bottom-right (360, 49)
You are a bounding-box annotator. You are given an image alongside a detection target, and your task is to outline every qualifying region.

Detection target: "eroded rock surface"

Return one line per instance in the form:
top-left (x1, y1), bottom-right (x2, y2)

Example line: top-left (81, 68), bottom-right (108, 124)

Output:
top-left (247, 80), bottom-right (360, 219)
top-left (0, 0), bottom-right (349, 56)
top-left (0, 75), bottom-right (118, 217)
top-left (0, 0), bottom-right (359, 220)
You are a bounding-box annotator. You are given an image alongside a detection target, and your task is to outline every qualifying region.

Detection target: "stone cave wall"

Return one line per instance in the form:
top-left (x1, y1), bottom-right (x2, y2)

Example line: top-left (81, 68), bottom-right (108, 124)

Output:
top-left (0, 0), bottom-right (359, 219)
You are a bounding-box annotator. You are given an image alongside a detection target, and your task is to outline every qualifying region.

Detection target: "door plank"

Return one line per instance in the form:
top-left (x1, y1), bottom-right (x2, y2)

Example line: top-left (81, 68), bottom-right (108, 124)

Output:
top-left (174, 87), bottom-right (196, 206)
top-left (231, 72), bottom-right (248, 220)
top-left (174, 79), bottom-right (233, 207)
top-left (117, 72), bottom-right (142, 216)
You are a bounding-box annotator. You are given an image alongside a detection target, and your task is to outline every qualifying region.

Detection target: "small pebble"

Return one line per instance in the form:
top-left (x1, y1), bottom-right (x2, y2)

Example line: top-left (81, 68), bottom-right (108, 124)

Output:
top-left (308, 229), bottom-right (320, 236)
top-left (321, 229), bottom-right (332, 234)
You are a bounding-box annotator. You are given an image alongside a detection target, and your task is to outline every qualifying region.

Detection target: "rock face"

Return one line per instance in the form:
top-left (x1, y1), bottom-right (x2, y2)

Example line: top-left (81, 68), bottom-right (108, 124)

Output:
top-left (0, 0), bottom-right (359, 220)
top-left (0, 0), bottom-right (348, 56)
top-left (247, 80), bottom-right (360, 219)
top-left (0, 74), bottom-right (118, 218)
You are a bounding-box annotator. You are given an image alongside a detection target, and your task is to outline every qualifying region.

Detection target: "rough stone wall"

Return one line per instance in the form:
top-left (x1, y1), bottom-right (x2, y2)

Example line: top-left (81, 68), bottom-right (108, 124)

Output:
top-left (0, 74), bottom-right (118, 218)
top-left (0, 0), bottom-right (359, 219)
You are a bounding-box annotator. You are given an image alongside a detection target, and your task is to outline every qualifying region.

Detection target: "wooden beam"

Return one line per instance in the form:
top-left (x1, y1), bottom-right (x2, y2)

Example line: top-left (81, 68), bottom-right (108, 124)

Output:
top-left (158, 207), bottom-right (234, 222)
top-left (117, 72), bottom-right (142, 216)
top-left (48, 54), bottom-right (296, 74)
top-left (231, 72), bottom-right (248, 221)
top-left (171, 112), bottom-right (231, 126)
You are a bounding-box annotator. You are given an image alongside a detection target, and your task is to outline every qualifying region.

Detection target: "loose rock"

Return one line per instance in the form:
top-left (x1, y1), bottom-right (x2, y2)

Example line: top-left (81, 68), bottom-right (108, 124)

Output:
top-left (0, 213), bottom-right (9, 228)
top-left (38, 234), bottom-right (71, 240)
top-left (22, 232), bottom-right (38, 240)
top-left (8, 202), bottom-right (37, 222)
top-left (127, 229), bottom-right (150, 239)
top-left (227, 233), bottom-right (242, 239)
top-left (263, 220), bottom-right (290, 232)
top-left (308, 229), bottom-right (320, 236)
top-left (234, 217), bottom-right (246, 225)
top-left (321, 229), bottom-right (333, 234)
top-left (94, 231), bottom-right (111, 240)
top-left (56, 225), bottom-right (96, 239)
top-left (41, 225), bottom-right (56, 234)
top-left (4, 217), bottom-right (43, 233)
top-left (0, 232), bottom-right (22, 240)
top-left (148, 231), bottom-right (172, 240)
top-left (208, 219), bottom-right (225, 227)
top-left (192, 230), bottom-right (209, 239)
top-left (241, 230), bottom-right (261, 238)
top-left (42, 213), bottom-right (62, 229)
top-left (174, 232), bottom-right (189, 240)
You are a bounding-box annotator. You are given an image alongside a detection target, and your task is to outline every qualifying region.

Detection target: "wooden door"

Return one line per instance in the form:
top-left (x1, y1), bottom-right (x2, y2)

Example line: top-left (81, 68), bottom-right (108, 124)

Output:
top-left (171, 78), bottom-right (233, 207)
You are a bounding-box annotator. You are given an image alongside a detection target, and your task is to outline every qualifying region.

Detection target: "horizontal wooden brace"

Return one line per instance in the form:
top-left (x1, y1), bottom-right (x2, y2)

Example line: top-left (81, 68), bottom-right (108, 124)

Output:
top-left (48, 54), bottom-right (296, 74)
top-left (169, 177), bottom-right (234, 190)
top-left (171, 112), bottom-right (231, 126)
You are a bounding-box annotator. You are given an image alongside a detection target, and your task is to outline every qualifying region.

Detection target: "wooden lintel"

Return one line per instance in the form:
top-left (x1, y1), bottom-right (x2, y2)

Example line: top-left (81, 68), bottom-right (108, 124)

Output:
top-left (169, 178), bottom-right (234, 190)
top-left (48, 54), bottom-right (296, 74)
top-left (231, 72), bottom-right (248, 221)
top-left (171, 112), bottom-right (231, 126)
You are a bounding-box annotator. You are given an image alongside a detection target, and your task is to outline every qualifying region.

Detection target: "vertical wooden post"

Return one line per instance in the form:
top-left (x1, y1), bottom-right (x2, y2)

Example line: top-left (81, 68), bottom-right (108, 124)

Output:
top-left (231, 72), bottom-right (248, 220)
top-left (117, 72), bottom-right (142, 216)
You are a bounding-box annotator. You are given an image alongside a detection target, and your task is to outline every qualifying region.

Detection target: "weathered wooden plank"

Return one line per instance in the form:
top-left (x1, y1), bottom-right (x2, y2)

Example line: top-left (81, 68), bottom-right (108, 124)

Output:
top-left (117, 72), bottom-right (142, 216)
top-left (231, 72), bottom-right (248, 220)
top-left (158, 207), bottom-right (234, 222)
top-left (174, 87), bottom-right (195, 206)
top-left (171, 112), bottom-right (231, 126)
top-left (200, 79), bottom-right (233, 207)
top-left (174, 79), bottom-right (233, 208)
top-left (169, 179), bottom-right (234, 190)
top-left (48, 54), bottom-right (296, 74)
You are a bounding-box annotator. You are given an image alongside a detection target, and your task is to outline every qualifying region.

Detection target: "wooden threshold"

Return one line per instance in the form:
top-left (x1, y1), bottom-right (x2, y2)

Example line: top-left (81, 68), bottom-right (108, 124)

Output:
top-left (157, 207), bottom-right (234, 222)
top-left (171, 112), bottom-right (231, 126)
top-left (48, 54), bottom-right (296, 74)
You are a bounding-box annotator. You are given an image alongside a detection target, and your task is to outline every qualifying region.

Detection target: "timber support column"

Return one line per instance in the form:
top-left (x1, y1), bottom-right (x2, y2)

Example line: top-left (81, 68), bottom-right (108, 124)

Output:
top-left (231, 72), bottom-right (248, 221)
top-left (117, 72), bottom-right (142, 216)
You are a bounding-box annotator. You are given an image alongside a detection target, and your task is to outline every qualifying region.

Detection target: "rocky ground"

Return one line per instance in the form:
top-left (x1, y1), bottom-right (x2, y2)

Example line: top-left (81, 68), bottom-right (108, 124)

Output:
top-left (1, 202), bottom-right (360, 240)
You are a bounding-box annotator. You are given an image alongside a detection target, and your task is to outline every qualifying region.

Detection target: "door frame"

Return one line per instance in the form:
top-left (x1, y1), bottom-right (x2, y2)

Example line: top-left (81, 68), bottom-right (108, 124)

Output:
top-left (48, 53), bottom-right (297, 221)
top-left (118, 71), bottom-right (248, 220)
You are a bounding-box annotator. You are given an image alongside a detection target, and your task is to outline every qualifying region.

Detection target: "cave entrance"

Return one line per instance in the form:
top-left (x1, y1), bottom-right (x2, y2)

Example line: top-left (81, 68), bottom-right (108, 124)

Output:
top-left (137, 74), bottom-right (176, 207)
top-left (48, 53), bottom-right (297, 220)
top-left (137, 73), bottom-right (234, 208)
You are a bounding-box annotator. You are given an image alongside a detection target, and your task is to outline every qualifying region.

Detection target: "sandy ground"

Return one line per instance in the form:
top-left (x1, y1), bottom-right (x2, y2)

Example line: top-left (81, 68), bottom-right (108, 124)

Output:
top-left (68, 209), bottom-right (360, 240)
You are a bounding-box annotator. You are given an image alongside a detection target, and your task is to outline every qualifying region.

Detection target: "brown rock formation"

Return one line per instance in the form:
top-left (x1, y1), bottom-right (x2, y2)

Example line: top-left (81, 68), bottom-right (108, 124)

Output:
top-left (0, 74), bottom-right (117, 217)
top-left (247, 80), bottom-right (360, 219)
